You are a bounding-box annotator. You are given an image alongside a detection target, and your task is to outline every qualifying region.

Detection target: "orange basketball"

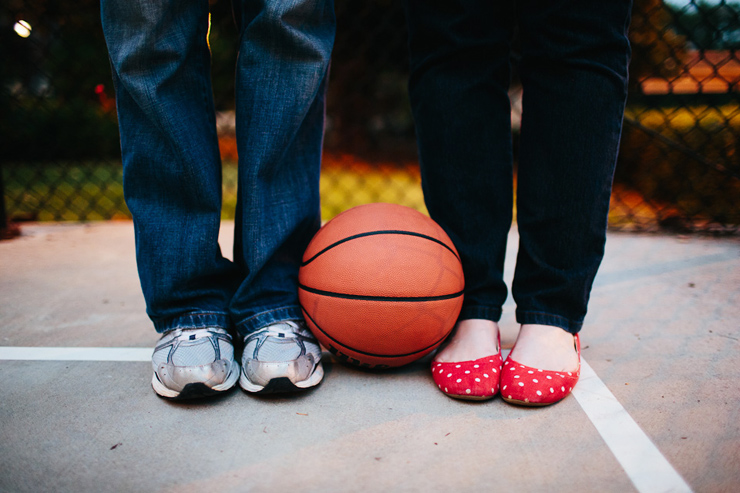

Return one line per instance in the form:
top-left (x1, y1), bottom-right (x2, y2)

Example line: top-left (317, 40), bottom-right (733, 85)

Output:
top-left (298, 203), bottom-right (464, 369)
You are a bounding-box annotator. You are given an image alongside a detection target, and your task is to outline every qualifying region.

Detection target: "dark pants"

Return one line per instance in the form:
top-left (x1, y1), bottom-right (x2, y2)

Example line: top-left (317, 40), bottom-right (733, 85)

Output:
top-left (404, 0), bottom-right (633, 333)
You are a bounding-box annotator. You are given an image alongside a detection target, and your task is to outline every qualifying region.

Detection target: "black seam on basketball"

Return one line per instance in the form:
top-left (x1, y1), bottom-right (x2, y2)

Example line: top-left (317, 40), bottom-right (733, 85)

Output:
top-left (301, 307), bottom-right (450, 359)
top-left (299, 284), bottom-right (464, 302)
top-left (301, 230), bottom-right (460, 266)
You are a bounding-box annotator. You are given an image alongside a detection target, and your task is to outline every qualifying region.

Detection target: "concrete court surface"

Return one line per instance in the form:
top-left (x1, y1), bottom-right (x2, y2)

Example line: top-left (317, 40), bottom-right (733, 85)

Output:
top-left (0, 221), bottom-right (738, 493)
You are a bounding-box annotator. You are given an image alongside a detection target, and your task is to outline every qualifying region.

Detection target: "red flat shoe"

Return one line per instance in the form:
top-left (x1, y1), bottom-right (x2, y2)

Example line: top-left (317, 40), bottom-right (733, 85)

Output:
top-left (431, 335), bottom-right (502, 401)
top-left (500, 334), bottom-right (580, 407)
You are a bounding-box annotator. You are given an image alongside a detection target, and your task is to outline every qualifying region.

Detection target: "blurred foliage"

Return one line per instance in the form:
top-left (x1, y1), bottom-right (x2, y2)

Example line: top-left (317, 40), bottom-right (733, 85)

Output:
top-left (617, 0), bottom-right (740, 231)
top-left (667, 0), bottom-right (740, 49)
top-left (1, 0), bottom-right (738, 232)
top-left (629, 0), bottom-right (689, 92)
top-left (617, 104), bottom-right (740, 230)
top-left (326, 0), bottom-right (414, 156)
top-left (1, 0), bottom-right (120, 160)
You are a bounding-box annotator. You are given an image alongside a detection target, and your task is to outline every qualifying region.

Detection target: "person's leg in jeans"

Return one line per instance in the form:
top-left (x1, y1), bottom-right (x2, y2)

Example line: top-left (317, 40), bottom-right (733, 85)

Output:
top-left (229, 0), bottom-right (335, 393)
top-left (403, 0), bottom-right (516, 399)
top-left (102, 0), bottom-right (241, 399)
top-left (103, 0), bottom-right (238, 336)
top-left (505, 0), bottom-right (632, 393)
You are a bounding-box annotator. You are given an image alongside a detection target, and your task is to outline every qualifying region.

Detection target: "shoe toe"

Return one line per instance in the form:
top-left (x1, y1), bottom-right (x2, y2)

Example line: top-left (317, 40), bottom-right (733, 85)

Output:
top-left (157, 359), bottom-right (234, 391)
top-left (500, 361), bottom-right (579, 406)
top-left (243, 353), bottom-right (318, 387)
top-left (431, 355), bottom-right (503, 400)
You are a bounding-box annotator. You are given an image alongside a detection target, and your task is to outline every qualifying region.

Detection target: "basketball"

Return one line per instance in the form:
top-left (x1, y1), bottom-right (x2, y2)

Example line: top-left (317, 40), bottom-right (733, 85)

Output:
top-left (298, 203), bottom-right (464, 369)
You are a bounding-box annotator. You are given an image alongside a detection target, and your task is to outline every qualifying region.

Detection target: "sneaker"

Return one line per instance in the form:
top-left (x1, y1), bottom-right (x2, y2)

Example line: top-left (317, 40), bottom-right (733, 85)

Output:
top-left (151, 327), bottom-right (239, 399)
top-left (239, 320), bottom-right (324, 394)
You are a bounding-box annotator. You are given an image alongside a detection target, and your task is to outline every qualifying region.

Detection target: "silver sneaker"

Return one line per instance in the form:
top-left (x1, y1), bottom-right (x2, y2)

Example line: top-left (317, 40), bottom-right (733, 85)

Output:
top-left (151, 327), bottom-right (239, 399)
top-left (239, 320), bottom-right (324, 394)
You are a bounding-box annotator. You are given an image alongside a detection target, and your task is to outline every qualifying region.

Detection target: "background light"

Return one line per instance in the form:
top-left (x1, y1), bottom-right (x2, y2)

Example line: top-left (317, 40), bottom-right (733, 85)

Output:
top-left (14, 20), bottom-right (32, 38)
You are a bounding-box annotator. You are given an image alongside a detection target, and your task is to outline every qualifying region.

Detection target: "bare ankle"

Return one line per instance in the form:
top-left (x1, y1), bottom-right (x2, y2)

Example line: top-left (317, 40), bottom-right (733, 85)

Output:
top-left (433, 319), bottom-right (500, 363)
top-left (509, 324), bottom-right (579, 372)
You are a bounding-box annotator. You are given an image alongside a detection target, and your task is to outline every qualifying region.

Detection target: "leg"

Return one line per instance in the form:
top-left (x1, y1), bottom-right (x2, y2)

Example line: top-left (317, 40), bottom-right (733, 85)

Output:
top-left (404, 0), bottom-right (515, 400)
top-left (404, 0), bottom-right (516, 326)
top-left (512, 0), bottom-right (632, 333)
top-left (102, 0), bottom-right (240, 398)
top-left (102, 0), bottom-right (239, 333)
top-left (229, 0), bottom-right (336, 337)
top-left (228, 0), bottom-right (335, 394)
top-left (501, 0), bottom-right (632, 406)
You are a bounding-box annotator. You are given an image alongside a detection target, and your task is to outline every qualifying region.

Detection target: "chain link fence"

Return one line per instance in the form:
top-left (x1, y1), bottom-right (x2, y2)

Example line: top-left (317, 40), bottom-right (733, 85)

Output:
top-left (2, 0), bottom-right (739, 234)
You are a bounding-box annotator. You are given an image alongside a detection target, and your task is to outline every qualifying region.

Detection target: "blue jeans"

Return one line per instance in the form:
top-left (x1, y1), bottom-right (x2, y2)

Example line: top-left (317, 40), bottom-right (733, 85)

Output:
top-left (101, 0), bottom-right (335, 336)
top-left (404, 0), bottom-right (632, 333)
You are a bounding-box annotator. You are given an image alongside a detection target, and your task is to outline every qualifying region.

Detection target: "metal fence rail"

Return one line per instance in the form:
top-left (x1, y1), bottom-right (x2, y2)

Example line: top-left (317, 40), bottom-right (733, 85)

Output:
top-left (2, 0), bottom-right (738, 233)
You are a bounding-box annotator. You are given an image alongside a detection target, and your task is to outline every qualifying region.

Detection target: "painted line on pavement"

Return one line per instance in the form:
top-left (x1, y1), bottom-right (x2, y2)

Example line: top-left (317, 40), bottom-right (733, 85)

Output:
top-left (0, 346), bottom-right (151, 361)
top-left (0, 346), bottom-right (693, 492)
top-left (574, 359), bottom-right (693, 493)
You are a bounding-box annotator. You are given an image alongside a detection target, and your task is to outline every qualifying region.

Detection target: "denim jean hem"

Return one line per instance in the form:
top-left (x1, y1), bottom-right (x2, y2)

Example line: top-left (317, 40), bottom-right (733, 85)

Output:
top-left (458, 305), bottom-right (502, 323)
top-left (234, 306), bottom-right (305, 337)
top-left (153, 312), bottom-right (232, 334)
top-left (515, 309), bottom-right (583, 334)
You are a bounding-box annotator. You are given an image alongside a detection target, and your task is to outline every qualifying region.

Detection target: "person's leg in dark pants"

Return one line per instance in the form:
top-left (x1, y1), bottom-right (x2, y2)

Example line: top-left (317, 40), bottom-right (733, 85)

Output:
top-left (404, 2), bottom-right (516, 395)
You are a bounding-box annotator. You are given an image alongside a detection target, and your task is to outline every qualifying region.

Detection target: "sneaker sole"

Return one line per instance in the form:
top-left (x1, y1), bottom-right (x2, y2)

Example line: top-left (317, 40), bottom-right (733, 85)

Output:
top-left (239, 363), bottom-right (324, 394)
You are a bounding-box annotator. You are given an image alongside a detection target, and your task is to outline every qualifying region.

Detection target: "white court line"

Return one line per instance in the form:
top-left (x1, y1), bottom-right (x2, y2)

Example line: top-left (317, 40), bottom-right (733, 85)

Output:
top-left (574, 359), bottom-right (693, 493)
top-left (0, 346), bottom-right (151, 361)
top-left (0, 346), bottom-right (692, 492)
